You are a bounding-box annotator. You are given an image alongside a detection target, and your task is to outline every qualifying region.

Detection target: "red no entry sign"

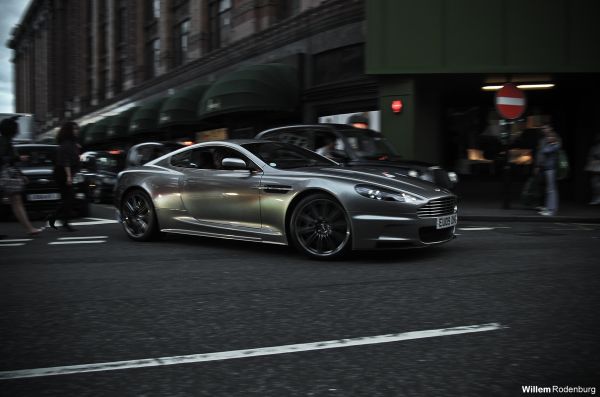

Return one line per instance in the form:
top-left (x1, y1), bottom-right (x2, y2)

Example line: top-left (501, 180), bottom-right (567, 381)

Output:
top-left (495, 83), bottom-right (526, 120)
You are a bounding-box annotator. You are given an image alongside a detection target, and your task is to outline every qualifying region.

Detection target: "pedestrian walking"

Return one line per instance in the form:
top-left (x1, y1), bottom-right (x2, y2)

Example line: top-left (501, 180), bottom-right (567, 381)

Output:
top-left (534, 124), bottom-right (561, 216)
top-left (0, 117), bottom-right (43, 236)
top-left (585, 133), bottom-right (600, 205)
top-left (47, 122), bottom-right (81, 231)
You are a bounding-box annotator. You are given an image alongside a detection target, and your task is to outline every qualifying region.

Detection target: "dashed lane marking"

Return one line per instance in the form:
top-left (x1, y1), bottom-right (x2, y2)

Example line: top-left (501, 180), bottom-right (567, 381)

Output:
top-left (0, 239), bottom-right (32, 247)
top-left (0, 322), bottom-right (505, 380)
top-left (57, 236), bottom-right (108, 240)
top-left (48, 240), bottom-right (106, 245)
top-left (457, 227), bottom-right (511, 231)
top-left (51, 218), bottom-right (118, 227)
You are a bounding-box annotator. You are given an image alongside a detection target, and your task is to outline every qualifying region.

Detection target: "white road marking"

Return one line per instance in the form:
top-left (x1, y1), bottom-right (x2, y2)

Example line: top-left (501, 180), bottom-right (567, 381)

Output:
top-left (458, 227), bottom-right (494, 231)
top-left (48, 241), bottom-right (106, 245)
top-left (0, 239), bottom-right (32, 243)
top-left (57, 236), bottom-right (108, 240)
top-left (52, 218), bottom-right (118, 227)
top-left (0, 243), bottom-right (25, 247)
top-left (0, 323), bottom-right (505, 380)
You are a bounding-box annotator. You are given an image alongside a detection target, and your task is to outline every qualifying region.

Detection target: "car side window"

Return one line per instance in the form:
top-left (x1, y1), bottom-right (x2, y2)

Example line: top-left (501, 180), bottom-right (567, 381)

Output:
top-left (170, 150), bottom-right (193, 168)
top-left (171, 148), bottom-right (214, 169)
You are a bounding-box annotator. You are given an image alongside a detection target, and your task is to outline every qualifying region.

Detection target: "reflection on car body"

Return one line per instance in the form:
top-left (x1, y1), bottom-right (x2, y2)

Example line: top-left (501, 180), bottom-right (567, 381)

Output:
top-left (255, 124), bottom-right (458, 190)
top-left (115, 140), bottom-right (457, 259)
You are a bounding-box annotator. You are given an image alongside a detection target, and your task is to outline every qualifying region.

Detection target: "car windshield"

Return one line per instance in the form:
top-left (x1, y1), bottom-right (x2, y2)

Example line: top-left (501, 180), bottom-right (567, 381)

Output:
top-left (339, 129), bottom-right (398, 160)
top-left (242, 142), bottom-right (337, 169)
top-left (15, 146), bottom-right (56, 168)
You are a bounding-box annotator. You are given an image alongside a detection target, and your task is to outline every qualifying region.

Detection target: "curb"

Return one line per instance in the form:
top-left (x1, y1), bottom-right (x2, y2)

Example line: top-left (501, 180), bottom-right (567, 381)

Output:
top-left (459, 215), bottom-right (600, 224)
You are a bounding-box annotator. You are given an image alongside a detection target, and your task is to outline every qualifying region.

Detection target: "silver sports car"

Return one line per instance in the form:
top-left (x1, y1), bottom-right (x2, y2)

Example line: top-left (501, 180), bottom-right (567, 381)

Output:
top-left (115, 140), bottom-right (458, 259)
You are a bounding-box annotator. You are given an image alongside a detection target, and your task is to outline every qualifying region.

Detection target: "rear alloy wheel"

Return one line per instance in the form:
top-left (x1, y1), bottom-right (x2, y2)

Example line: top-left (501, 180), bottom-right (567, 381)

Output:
top-left (290, 193), bottom-right (351, 259)
top-left (121, 190), bottom-right (158, 241)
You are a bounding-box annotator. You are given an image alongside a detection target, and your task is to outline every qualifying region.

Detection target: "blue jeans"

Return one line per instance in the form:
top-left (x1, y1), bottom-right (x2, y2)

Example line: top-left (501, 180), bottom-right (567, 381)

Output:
top-left (544, 170), bottom-right (558, 214)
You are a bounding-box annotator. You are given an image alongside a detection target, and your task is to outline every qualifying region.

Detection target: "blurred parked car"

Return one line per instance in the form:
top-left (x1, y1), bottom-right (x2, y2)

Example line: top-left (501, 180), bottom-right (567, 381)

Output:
top-left (125, 142), bottom-right (185, 168)
top-left (80, 150), bottom-right (126, 203)
top-left (255, 124), bottom-right (458, 190)
top-left (1, 144), bottom-right (89, 219)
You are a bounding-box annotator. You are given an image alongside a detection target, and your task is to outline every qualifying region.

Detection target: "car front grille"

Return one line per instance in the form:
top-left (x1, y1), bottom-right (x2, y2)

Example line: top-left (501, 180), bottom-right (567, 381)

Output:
top-left (417, 196), bottom-right (457, 218)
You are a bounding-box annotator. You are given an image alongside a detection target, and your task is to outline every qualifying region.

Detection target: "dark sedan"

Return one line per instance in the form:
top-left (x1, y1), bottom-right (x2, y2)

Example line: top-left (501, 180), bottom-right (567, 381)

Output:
top-left (1, 144), bottom-right (89, 219)
top-left (80, 150), bottom-right (126, 203)
top-left (255, 124), bottom-right (458, 190)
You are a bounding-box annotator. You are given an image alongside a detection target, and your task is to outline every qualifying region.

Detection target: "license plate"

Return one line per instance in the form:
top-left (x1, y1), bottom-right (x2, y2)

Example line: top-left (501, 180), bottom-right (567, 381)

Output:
top-left (27, 193), bottom-right (61, 201)
top-left (436, 214), bottom-right (457, 229)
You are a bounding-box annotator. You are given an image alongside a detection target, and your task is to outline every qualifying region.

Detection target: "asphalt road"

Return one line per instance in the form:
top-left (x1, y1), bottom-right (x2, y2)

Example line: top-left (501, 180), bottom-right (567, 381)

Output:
top-left (0, 204), bottom-right (599, 396)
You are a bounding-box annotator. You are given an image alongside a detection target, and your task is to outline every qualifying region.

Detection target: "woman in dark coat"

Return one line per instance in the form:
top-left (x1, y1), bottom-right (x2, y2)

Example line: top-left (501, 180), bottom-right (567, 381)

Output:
top-left (48, 121), bottom-right (80, 231)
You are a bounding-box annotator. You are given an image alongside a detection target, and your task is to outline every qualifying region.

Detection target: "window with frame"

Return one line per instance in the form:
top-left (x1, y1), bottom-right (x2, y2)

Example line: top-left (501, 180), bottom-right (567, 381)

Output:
top-left (174, 19), bottom-right (190, 66)
top-left (145, 39), bottom-right (161, 78)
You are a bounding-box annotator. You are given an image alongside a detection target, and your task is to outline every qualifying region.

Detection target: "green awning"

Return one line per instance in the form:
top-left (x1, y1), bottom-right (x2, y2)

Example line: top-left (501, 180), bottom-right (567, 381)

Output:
top-left (159, 84), bottom-right (210, 127)
top-left (197, 63), bottom-right (299, 120)
top-left (107, 107), bottom-right (139, 138)
top-left (86, 117), bottom-right (114, 144)
top-left (129, 98), bottom-right (167, 134)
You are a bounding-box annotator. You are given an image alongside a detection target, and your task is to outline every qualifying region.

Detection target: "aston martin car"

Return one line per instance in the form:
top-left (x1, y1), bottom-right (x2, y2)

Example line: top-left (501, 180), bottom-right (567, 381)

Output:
top-left (115, 140), bottom-right (458, 259)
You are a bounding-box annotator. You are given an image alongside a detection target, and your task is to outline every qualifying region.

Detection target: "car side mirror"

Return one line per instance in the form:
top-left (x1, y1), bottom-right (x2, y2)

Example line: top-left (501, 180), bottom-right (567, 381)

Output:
top-left (221, 157), bottom-right (248, 170)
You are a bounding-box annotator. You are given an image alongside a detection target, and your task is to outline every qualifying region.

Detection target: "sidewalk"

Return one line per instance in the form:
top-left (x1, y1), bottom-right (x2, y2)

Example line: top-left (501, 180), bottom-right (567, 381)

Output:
top-left (455, 179), bottom-right (600, 223)
top-left (458, 198), bottom-right (600, 223)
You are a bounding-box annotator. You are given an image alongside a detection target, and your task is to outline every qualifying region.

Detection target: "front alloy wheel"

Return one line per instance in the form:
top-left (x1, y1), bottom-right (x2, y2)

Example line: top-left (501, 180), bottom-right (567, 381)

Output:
top-left (290, 194), bottom-right (351, 259)
top-left (121, 190), bottom-right (158, 241)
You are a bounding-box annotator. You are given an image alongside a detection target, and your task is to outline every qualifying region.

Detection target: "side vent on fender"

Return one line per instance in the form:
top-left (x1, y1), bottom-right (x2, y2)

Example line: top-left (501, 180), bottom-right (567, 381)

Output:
top-left (260, 185), bottom-right (293, 194)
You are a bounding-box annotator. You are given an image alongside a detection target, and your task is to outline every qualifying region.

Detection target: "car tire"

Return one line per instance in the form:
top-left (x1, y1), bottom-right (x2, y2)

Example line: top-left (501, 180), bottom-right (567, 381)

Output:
top-left (289, 193), bottom-right (351, 259)
top-left (121, 189), bottom-right (159, 241)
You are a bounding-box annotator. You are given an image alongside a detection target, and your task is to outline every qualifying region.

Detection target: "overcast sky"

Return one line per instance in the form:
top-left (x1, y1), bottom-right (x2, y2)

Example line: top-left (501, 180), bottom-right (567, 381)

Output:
top-left (0, 1), bottom-right (30, 113)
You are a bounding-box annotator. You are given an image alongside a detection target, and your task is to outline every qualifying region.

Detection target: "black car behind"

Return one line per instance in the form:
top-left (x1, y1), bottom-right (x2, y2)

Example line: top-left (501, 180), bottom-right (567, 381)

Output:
top-left (1, 144), bottom-right (89, 219)
top-left (256, 124), bottom-right (458, 190)
top-left (80, 150), bottom-right (126, 203)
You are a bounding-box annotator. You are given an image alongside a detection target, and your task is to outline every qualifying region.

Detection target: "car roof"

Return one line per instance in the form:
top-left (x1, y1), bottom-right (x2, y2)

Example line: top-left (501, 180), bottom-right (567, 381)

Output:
top-left (256, 123), bottom-right (380, 136)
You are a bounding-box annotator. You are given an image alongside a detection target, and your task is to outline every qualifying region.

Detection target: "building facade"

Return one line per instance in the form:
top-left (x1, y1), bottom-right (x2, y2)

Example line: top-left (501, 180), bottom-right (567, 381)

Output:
top-left (9, 0), bottom-right (600, 202)
top-left (9, 0), bottom-right (369, 139)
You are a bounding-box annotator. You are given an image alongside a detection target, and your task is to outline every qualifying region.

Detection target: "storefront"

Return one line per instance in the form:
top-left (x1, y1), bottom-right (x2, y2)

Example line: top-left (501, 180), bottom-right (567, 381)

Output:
top-left (367, 0), bottom-right (600, 203)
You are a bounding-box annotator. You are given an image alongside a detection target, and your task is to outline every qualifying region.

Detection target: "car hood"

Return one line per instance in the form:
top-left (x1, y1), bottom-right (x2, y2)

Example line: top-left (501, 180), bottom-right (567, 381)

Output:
top-left (346, 159), bottom-right (437, 171)
top-left (291, 166), bottom-right (452, 197)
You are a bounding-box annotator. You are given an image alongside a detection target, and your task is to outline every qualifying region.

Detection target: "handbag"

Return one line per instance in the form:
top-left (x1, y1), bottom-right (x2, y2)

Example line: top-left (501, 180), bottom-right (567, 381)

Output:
top-left (557, 150), bottom-right (570, 180)
top-left (0, 166), bottom-right (26, 196)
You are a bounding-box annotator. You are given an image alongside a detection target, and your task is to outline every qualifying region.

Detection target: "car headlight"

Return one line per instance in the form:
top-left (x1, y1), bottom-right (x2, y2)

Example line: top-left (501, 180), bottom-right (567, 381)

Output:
top-left (355, 185), bottom-right (426, 204)
top-left (447, 172), bottom-right (458, 183)
top-left (72, 173), bottom-right (85, 184)
top-left (408, 170), bottom-right (419, 178)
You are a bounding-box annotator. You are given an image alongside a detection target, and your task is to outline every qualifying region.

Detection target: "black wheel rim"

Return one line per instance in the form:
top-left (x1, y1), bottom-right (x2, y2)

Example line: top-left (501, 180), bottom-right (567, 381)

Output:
top-left (122, 192), bottom-right (151, 238)
top-left (294, 198), bottom-right (350, 256)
